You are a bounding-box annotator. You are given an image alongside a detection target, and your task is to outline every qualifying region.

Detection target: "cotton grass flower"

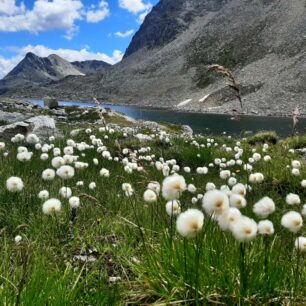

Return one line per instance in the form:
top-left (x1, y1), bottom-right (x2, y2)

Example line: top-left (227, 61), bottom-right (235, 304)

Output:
top-left (217, 207), bottom-right (242, 231)
top-left (220, 170), bottom-right (231, 180)
top-left (42, 169), bottom-right (55, 181)
top-left (301, 180), bottom-right (306, 188)
top-left (6, 176), bottom-right (24, 192)
top-left (38, 190), bottom-right (49, 200)
top-left (292, 160), bottom-right (301, 169)
top-left (122, 183), bottom-right (133, 196)
top-left (253, 197), bottom-right (275, 218)
top-left (100, 168), bottom-right (110, 177)
top-left (69, 196), bottom-right (80, 209)
top-left (281, 211), bottom-right (303, 233)
top-left (17, 151), bottom-right (33, 162)
top-left (59, 187), bottom-right (72, 198)
top-left (176, 209), bottom-right (204, 237)
top-left (202, 190), bottom-right (230, 216)
top-left (166, 200), bottom-right (181, 216)
top-left (257, 220), bottom-right (274, 235)
top-left (42, 198), bottom-right (61, 214)
top-left (228, 177), bottom-right (237, 186)
top-left (162, 174), bottom-right (186, 200)
top-left (89, 182), bottom-right (96, 190)
top-left (231, 216), bottom-right (257, 242)
top-left (229, 194), bottom-right (247, 209)
top-left (26, 133), bottom-right (39, 144)
top-left (143, 189), bottom-right (157, 203)
top-left (147, 181), bottom-right (160, 194)
top-left (14, 235), bottom-right (22, 244)
top-left (231, 183), bottom-right (246, 196)
top-left (205, 182), bottom-right (216, 191)
top-left (294, 237), bottom-right (306, 251)
top-left (187, 184), bottom-right (197, 193)
top-left (51, 157), bottom-right (65, 169)
top-left (56, 165), bottom-right (75, 180)
top-left (249, 173), bottom-right (264, 183)
top-left (291, 168), bottom-right (300, 176)
top-left (286, 193), bottom-right (301, 205)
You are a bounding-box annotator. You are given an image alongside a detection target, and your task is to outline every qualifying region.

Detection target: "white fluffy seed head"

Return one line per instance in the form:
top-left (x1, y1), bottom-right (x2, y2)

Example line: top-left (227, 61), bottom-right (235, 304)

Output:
top-left (59, 187), bottom-right (72, 198)
top-left (69, 196), bottom-right (80, 209)
top-left (301, 180), bottom-right (306, 188)
top-left (187, 184), bottom-right (197, 193)
top-left (162, 174), bottom-right (186, 200)
top-left (143, 189), bottom-right (157, 203)
top-left (294, 237), bottom-right (306, 251)
top-left (166, 200), bottom-right (181, 216)
top-left (147, 181), bottom-right (160, 194)
top-left (14, 235), bottom-right (22, 244)
top-left (56, 165), bottom-right (75, 180)
top-left (176, 209), bottom-right (204, 238)
top-left (291, 168), bottom-right (300, 176)
top-left (217, 208), bottom-right (242, 231)
top-left (281, 211), bottom-right (303, 233)
top-left (202, 190), bottom-right (230, 216)
top-left (257, 220), bottom-right (274, 235)
top-left (6, 176), bottom-right (24, 192)
top-left (38, 190), bottom-right (49, 200)
top-left (42, 198), bottom-right (61, 215)
top-left (42, 169), bottom-right (55, 181)
top-left (286, 193), bottom-right (301, 205)
top-left (292, 160), bottom-right (301, 169)
top-left (100, 168), bottom-right (110, 177)
top-left (229, 194), bottom-right (247, 209)
top-left (220, 170), bottom-right (231, 180)
top-left (51, 157), bottom-right (65, 169)
top-left (253, 197), bottom-right (275, 218)
top-left (231, 216), bottom-right (257, 242)
top-left (205, 182), bottom-right (216, 191)
top-left (249, 173), bottom-right (264, 183)
top-left (231, 183), bottom-right (246, 196)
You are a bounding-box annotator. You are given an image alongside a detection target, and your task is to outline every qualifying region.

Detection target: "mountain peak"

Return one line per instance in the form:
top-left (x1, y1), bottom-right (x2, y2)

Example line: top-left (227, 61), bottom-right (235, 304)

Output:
top-left (25, 52), bottom-right (39, 59)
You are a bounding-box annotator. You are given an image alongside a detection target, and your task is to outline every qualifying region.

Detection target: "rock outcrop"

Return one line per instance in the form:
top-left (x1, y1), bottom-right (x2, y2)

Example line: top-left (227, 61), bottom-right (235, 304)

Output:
top-left (0, 116), bottom-right (62, 139)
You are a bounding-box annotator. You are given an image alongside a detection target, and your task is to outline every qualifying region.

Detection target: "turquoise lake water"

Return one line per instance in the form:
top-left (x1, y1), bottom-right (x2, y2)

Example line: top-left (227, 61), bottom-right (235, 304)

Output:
top-left (30, 99), bottom-right (306, 137)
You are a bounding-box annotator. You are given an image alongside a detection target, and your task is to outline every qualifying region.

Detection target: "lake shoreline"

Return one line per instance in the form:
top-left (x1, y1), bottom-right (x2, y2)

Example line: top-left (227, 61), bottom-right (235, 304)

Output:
top-left (27, 98), bottom-right (306, 120)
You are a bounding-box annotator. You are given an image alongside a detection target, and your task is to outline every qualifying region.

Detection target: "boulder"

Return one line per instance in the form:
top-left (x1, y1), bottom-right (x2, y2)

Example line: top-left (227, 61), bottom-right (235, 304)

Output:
top-left (0, 115), bottom-right (62, 139)
top-left (182, 125), bottom-right (193, 137)
top-left (44, 97), bottom-right (58, 109)
top-left (0, 111), bottom-right (27, 124)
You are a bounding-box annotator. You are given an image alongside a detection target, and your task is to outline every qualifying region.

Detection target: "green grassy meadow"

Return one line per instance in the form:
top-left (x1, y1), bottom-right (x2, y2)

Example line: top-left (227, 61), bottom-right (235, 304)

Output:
top-left (0, 112), bottom-right (306, 305)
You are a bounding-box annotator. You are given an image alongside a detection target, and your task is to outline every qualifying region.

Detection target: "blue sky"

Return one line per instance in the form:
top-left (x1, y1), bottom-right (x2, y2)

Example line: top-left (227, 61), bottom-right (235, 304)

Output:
top-left (0, 0), bottom-right (159, 78)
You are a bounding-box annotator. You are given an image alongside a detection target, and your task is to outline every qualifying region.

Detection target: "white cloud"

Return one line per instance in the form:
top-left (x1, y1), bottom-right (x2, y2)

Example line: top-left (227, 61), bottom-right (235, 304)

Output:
top-left (0, 45), bottom-right (123, 79)
top-left (118, 0), bottom-right (152, 14)
top-left (114, 29), bottom-right (134, 38)
top-left (0, 0), bottom-right (111, 38)
top-left (0, 55), bottom-right (20, 78)
top-left (86, 0), bottom-right (110, 23)
top-left (0, 0), bottom-right (25, 15)
top-left (0, 0), bottom-right (83, 38)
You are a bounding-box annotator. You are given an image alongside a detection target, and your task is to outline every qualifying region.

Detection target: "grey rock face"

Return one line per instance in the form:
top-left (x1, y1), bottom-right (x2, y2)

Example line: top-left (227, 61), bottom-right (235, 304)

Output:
top-left (182, 125), bottom-right (193, 137)
top-left (0, 116), bottom-right (62, 139)
top-left (71, 60), bottom-right (111, 74)
top-left (0, 111), bottom-right (27, 123)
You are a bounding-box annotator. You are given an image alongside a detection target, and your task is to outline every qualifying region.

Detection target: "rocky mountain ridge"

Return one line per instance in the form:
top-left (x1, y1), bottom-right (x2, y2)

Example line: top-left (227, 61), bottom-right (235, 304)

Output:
top-left (1, 0), bottom-right (306, 116)
top-left (0, 52), bottom-right (111, 91)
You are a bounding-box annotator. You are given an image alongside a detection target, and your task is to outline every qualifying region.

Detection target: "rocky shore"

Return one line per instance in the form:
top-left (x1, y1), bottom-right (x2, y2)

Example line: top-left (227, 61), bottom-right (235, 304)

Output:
top-left (0, 97), bottom-right (192, 140)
